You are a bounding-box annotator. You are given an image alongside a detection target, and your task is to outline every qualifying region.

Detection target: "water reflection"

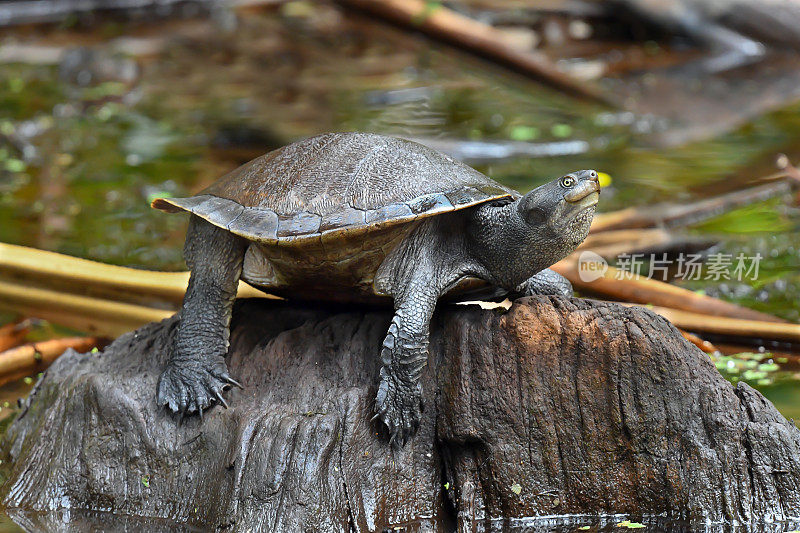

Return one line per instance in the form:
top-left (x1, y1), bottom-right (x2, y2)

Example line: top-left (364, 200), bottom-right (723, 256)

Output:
top-left (2, 509), bottom-right (799, 532)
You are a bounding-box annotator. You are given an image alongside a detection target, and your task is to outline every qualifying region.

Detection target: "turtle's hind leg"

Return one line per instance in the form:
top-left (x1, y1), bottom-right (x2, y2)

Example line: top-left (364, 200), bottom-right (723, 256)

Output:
top-left (157, 215), bottom-right (246, 418)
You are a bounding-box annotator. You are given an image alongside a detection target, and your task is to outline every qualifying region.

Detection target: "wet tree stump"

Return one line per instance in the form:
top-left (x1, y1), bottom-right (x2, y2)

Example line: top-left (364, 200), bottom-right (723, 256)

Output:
top-left (3, 297), bottom-right (800, 530)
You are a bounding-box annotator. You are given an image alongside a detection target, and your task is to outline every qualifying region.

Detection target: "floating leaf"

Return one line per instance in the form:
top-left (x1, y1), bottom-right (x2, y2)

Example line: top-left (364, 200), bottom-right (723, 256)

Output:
top-left (8, 78), bottom-right (24, 93)
top-left (510, 483), bottom-right (522, 495)
top-left (5, 159), bottom-right (25, 172)
top-left (615, 521), bottom-right (645, 529)
top-left (510, 125), bottom-right (539, 141)
top-left (551, 124), bottom-right (572, 138)
top-left (82, 81), bottom-right (127, 100)
top-left (742, 370), bottom-right (768, 381)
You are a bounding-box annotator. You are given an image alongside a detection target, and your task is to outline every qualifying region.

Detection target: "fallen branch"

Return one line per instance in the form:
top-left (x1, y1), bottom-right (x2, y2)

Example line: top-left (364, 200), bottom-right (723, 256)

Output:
top-left (0, 337), bottom-right (107, 387)
top-left (0, 319), bottom-right (33, 353)
top-left (335, 0), bottom-right (609, 103)
top-left (577, 227), bottom-right (716, 259)
top-left (625, 304), bottom-right (800, 345)
top-left (581, 228), bottom-right (673, 249)
top-left (0, 242), bottom-right (266, 307)
top-left (0, 280), bottom-right (174, 338)
top-left (553, 260), bottom-right (786, 323)
top-left (590, 175), bottom-right (794, 233)
top-left (678, 329), bottom-right (718, 354)
top-left (0, 243), bottom-right (792, 349)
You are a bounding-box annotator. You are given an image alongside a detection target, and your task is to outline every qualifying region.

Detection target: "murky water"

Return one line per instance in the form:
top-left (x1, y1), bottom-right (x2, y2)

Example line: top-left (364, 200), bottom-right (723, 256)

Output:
top-left (0, 4), bottom-right (799, 530)
top-left (0, 508), bottom-right (797, 532)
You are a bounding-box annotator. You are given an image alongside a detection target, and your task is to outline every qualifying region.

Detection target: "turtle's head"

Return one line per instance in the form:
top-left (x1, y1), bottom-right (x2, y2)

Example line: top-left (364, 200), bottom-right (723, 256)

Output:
top-left (517, 169), bottom-right (600, 249)
top-left (469, 169), bottom-right (599, 289)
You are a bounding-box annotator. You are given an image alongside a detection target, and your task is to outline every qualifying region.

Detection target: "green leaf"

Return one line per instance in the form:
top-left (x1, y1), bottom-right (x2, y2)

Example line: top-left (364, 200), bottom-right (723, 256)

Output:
top-left (510, 125), bottom-right (539, 141)
top-left (8, 78), bottom-right (24, 93)
top-left (551, 124), bottom-right (573, 138)
top-left (5, 159), bottom-right (25, 172)
top-left (742, 370), bottom-right (768, 381)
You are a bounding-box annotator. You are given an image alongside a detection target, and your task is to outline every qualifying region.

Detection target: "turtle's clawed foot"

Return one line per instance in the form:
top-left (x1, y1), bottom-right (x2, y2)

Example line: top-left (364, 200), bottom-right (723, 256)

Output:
top-left (374, 369), bottom-right (422, 449)
top-left (156, 355), bottom-right (239, 418)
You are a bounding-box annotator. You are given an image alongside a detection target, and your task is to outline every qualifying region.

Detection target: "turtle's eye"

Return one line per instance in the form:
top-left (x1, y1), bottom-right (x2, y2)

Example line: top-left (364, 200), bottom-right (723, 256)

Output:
top-left (560, 176), bottom-right (576, 188)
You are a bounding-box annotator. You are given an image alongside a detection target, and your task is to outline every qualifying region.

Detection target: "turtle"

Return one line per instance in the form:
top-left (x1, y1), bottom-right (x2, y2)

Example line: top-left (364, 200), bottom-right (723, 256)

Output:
top-left (151, 132), bottom-right (600, 445)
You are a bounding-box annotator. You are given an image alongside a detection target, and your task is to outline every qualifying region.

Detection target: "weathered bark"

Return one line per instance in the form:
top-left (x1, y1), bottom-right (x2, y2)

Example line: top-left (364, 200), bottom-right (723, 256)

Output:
top-left (2, 297), bottom-right (800, 530)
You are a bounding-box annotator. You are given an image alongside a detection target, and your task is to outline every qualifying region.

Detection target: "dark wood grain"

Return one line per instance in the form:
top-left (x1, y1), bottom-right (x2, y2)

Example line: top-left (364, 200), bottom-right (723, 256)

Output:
top-left (2, 297), bottom-right (799, 530)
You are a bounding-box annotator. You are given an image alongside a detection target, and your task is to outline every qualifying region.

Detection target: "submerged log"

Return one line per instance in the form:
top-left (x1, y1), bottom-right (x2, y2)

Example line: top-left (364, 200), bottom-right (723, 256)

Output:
top-left (2, 297), bottom-right (800, 530)
top-left (336, 0), bottom-right (609, 103)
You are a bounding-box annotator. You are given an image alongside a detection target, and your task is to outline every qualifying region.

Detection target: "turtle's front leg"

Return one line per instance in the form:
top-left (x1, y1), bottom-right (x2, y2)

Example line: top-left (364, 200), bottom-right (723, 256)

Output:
top-left (374, 283), bottom-right (439, 448)
top-left (515, 268), bottom-right (573, 297)
top-left (157, 216), bottom-right (246, 418)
